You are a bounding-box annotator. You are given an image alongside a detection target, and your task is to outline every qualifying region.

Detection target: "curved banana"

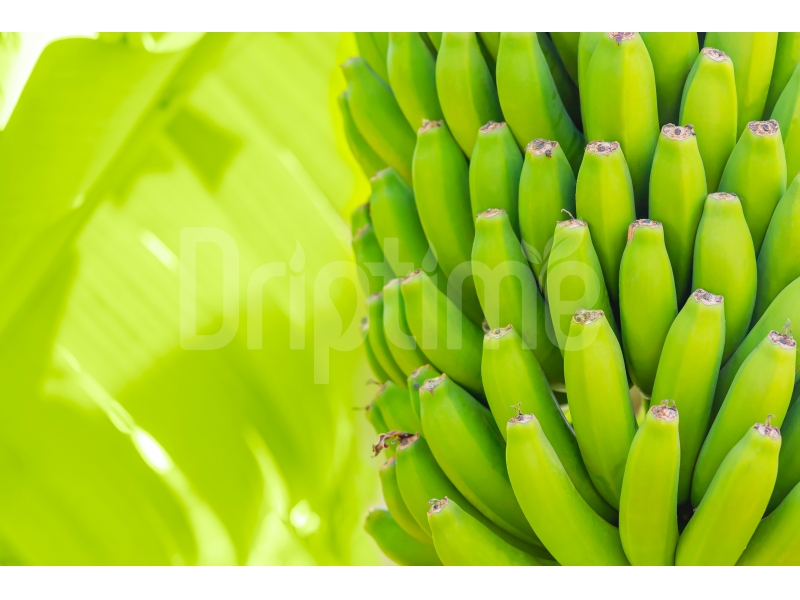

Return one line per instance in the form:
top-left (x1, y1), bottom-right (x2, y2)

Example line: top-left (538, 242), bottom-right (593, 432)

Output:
top-left (350, 202), bottom-right (371, 237)
top-left (482, 325), bottom-right (616, 522)
top-left (338, 91), bottom-right (387, 179)
top-left (354, 32), bottom-right (389, 82)
top-left (364, 509), bottom-right (441, 566)
top-left (769, 399), bottom-right (800, 512)
top-left (738, 479), bottom-right (800, 566)
top-left (575, 140), bottom-right (637, 305)
top-left (550, 32), bottom-right (580, 85)
top-left (361, 317), bottom-right (390, 383)
top-left (679, 47), bottom-right (737, 192)
top-left (619, 400), bottom-right (680, 566)
top-left (506, 412), bottom-right (629, 565)
top-left (648, 124), bottom-right (708, 302)
top-left (583, 32), bottom-right (659, 215)
top-left (379, 457), bottom-right (431, 544)
top-left (577, 33), bottom-right (603, 125)
top-left (353, 224), bottom-right (394, 297)
top-left (366, 293), bottom-right (407, 388)
top-left (341, 56), bottom-right (416, 183)
top-left (436, 32), bottom-right (502, 158)
top-left (382, 278), bottom-right (429, 378)
top-left (373, 380), bottom-right (419, 432)
top-left (387, 32), bottom-right (442, 130)
top-left (640, 32), bottom-right (699, 125)
top-left (771, 58), bottom-right (800, 181)
top-left (764, 32), bottom-right (800, 118)
top-left (692, 192), bottom-right (757, 361)
top-left (518, 139), bottom-right (577, 286)
top-left (719, 119), bottom-right (787, 253)
top-left (676, 419), bottom-right (782, 566)
top-left (650, 290), bottom-right (726, 504)
top-left (406, 364), bottom-right (440, 427)
top-left (537, 32), bottom-right (582, 132)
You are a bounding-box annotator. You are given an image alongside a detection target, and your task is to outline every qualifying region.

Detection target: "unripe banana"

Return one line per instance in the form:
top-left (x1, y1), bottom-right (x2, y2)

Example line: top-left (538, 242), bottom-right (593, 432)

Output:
top-left (341, 57), bottom-right (416, 183)
top-left (366, 394), bottom-right (390, 436)
top-left (764, 33), bottom-right (800, 118)
top-left (350, 202), bottom-right (371, 237)
top-left (694, 328), bottom-right (796, 505)
top-left (679, 47), bottom-right (738, 192)
top-left (379, 457), bottom-right (431, 544)
top-left (353, 224), bottom-right (394, 296)
top-left (583, 32), bottom-right (659, 215)
top-left (366, 294), bottom-right (407, 388)
top-left (436, 33), bottom-right (502, 158)
top-left (716, 275), bottom-right (800, 405)
top-left (427, 497), bottom-right (551, 566)
top-left (477, 32), bottom-right (500, 63)
top-left (496, 32), bottom-right (583, 172)
top-left (364, 509), bottom-right (441, 566)
top-left (338, 92), bottom-right (387, 179)
top-left (771, 60), bottom-right (800, 181)
top-left (650, 290), bottom-right (726, 504)
top-left (427, 33), bottom-right (442, 52)
top-left (676, 419), bottom-right (782, 566)
top-left (577, 33), bottom-right (603, 124)
top-left (537, 32), bottom-right (582, 131)
top-left (575, 140), bottom-right (637, 305)
top-left (704, 32), bottom-right (779, 134)
top-left (619, 220), bottom-right (678, 397)
top-left (472, 209), bottom-right (563, 387)
top-left (361, 317), bottom-right (390, 384)
top-left (354, 32), bottom-right (389, 82)
top-left (400, 269), bottom-right (484, 397)
top-left (719, 119), bottom-right (787, 253)
top-left (406, 364), bottom-right (440, 427)
top-left (564, 309), bottom-right (637, 509)
top-left (482, 325), bottom-right (616, 522)
top-left (550, 32), bottom-right (580, 85)
top-left (619, 400), bottom-right (680, 566)
top-left (738, 479), bottom-right (800, 566)
top-left (648, 124), bottom-right (708, 301)
top-left (382, 278), bottom-right (429, 378)
top-left (373, 380), bottom-right (418, 432)
top-left (769, 399), bottom-right (800, 512)
top-left (640, 32), bottom-right (699, 125)
top-left (469, 122), bottom-right (522, 235)
top-left (546, 216), bottom-right (618, 352)
top-left (419, 374), bottom-right (540, 546)
top-left (387, 32), bottom-right (443, 130)
top-left (506, 412), bottom-right (629, 566)
top-left (518, 139), bottom-right (577, 286)
top-left (692, 192), bottom-right (757, 361)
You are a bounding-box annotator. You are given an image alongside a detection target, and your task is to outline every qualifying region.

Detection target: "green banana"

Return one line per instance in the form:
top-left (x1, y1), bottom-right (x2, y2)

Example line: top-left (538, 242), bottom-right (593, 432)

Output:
top-left (361, 317), bottom-right (390, 384)
top-left (648, 124), bottom-right (708, 302)
top-left (472, 209), bottom-right (564, 387)
top-left (419, 374), bottom-right (540, 545)
top-left (676, 419), bottom-right (782, 566)
top-left (400, 269), bottom-right (484, 396)
top-left (583, 32), bottom-right (659, 215)
top-left (436, 32), bottom-right (502, 158)
top-left (564, 309), bottom-right (637, 509)
top-left (574, 140), bottom-right (637, 305)
top-left (353, 224), bottom-right (394, 296)
top-left (719, 119), bottom-right (787, 253)
top-left (387, 32), bottom-right (443, 130)
top-left (427, 497), bottom-right (550, 566)
top-left (650, 289), bottom-right (726, 504)
top-left (382, 278), bottom-right (429, 378)
top-left (704, 32), bottom-right (779, 134)
top-left (496, 32), bottom-right (583, 172)
top-left (354, 32), bottom-right (390, 82)
top-left (482, 325), bottom-right (616, 522)
top-left (694, 328), bottom-right (795, 505)
top-left (640, 32), bottom-right (700, 126)
top-left (771, 61), bottom-right (800, 181)
top-left (379, 456), bottom-right (431, 544)
top-left (550, 32), bottom-right (580, 84)
top-left (739, 479), bottom-right (800, 565)
top-left (468, 122), bottom-right (522, 235)
top-left (769, 397), bottom-right (800, 512)
top-left (619, 400), bottom-right (680, 566)
top-left (546, 215), bottom-right (617, 351)
top-left (755, 176), bottom-right (800, 322)
top-left (477, 32), bottom-right (500, 63)
top-left (692, 192), bottom-right (757, 361)
top-left (366, 393), bottom-right (390, 435)
top-left (577, 33), bottom-right (603, 124)
top-left (518, 139), bottom-right (576, 286)
top-left (364, 509), bottom-right (441, 566)
top-left (350, 202), bottom-right (371, 237)
top-left (406, 363), bottom-right (440, 427)
top-left (506, 412), bottom-right (630, 566)
top-left (537, 32), bottom-right (582, 131)
top-left (373, 380), bottom-right (418, 432)
top-left (619, 220), bottom-right (678, 397)
top-left (765, 33), bottom-right (800, 118)
top-left (679, 47), bottom-right (738, 192)
top-left (342, 56), bottom-right (416, 183)
top-left (338, 91), bottom-right (387, 179)
top-left (716, 275), bottom-right (800, 406)
top-left (427, 33), bottom-right (442, 52)
top-left (366, 293), bottom-right (407, 388)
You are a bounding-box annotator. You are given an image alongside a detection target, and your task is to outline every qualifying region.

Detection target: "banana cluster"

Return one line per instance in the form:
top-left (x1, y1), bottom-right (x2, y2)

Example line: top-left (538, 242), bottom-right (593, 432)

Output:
top-left (343, 32), bottom-right (800, 566)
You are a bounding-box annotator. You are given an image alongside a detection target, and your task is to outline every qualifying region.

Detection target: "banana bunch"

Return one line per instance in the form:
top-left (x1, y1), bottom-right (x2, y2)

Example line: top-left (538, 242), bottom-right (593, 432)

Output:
top-left (343, 32), bottom-right (800, 566)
